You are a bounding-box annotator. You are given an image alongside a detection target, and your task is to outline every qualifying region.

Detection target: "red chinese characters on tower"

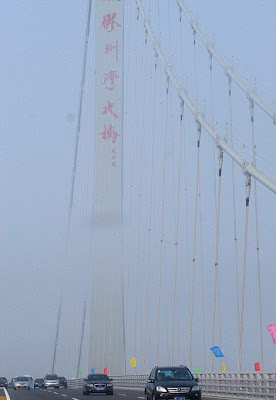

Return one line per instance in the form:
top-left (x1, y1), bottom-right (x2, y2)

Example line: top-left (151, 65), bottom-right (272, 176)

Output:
top-left (103, 70), bottom-right (119, 91)
top-left (101, 124), bottom-right (120, 144)
top-left (102, 13), bottom-right (121, 32)
top-left (102, 101), bottom-right (118, 118)
top-left (104, 40), bottom-right (119, 62)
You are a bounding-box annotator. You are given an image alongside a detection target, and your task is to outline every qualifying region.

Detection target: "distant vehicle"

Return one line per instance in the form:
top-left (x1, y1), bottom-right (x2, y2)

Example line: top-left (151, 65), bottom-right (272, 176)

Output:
top-left (145, 366), bottom-right (201, 400)
top-left (25, 376), bottom-right (34, 389)
top-left (0, 377), bottom-right (8, 389)
top-left (83, 374), bottom-right (113, 395)
top-left (58, 377), bottom-right (67, 388)
top-left (44, 374), bottom-right (59, 389)
top-left (8, 379), bottom-right (15, 388)
top-left (34, 379), bottom-right (44, 388)
top-left (13, 376), bottom-right (31, 390)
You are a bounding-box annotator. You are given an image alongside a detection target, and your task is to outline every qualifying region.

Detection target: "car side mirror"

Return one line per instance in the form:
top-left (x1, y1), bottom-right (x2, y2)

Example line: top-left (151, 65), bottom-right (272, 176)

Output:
top-left (195, 378), bottom-right (199, 383)
top-left (147, 379), bottom-right (154, 383)
top-left (110, 379), bottom-right (113, 381)
top-left (84, 378), bottom-right (87, 381)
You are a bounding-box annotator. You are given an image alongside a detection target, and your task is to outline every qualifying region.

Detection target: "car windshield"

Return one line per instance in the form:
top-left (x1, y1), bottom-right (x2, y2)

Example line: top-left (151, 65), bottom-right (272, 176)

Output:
top-left (59, 377), bottom-right (65, 380)
top-left (35, 379), bottom-right (44, 382)
top-left (0, 378), bottom-right (6, 382)
top-left (45, 375), bottom-right (58, 380)
top-left (88, 375), bottom-right (109, 381)
top-left (15, 377), bottom-right (29, 382)
top-left (156, 368), bottom-right (193, 380)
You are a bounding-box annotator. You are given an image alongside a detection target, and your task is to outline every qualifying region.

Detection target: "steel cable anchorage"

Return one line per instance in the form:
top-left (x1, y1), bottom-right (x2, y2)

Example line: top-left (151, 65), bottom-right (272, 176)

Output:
top-left (135, 0), bottom-right (276, 194)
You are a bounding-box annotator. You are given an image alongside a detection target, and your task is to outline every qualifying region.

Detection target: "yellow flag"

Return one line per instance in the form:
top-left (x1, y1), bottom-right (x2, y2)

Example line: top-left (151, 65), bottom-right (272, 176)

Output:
top-left (129, 357), bottom-right (136, 368)
top-left (221, 363), bottom-right (226, 373)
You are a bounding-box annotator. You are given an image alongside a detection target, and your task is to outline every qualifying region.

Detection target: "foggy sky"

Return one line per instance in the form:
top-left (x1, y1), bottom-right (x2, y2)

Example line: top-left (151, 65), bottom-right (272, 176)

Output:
top-left (0, 0), bottom-right (275, 379)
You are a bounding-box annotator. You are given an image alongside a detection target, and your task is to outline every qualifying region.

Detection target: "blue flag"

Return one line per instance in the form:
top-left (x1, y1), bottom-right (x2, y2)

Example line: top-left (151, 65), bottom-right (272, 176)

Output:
top-left (90, 368), bottom-right (96, 374)
top-left (210, 346), bottom-right (224, 357)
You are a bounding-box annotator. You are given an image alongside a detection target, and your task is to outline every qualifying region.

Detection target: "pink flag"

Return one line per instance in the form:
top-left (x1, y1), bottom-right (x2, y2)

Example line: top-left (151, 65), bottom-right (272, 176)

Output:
top-left (267, 322), bottom-right (276, 344)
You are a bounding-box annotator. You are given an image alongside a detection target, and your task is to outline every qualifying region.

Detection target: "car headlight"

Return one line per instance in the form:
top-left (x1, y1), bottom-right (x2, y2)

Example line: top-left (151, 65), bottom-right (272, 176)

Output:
top-left (156, 386), bottom-right (167, 393)
top-left (191, 385), bottom-right (200, 391)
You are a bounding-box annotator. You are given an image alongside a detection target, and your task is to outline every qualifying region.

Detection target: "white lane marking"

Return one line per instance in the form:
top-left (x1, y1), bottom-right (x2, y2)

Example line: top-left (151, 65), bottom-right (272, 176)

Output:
top-left (72, 398), bottom-right (79, 400)
top-left (54, 392), bottom-right (58, 394)
top-left (61, 395), bottom-right (67, 397)
top-left (4, 388), bottom-right (11, 400)
top-left (44, 389), bottom-right (47, 391)
top-left (138, 397), bottom-right (145, 399)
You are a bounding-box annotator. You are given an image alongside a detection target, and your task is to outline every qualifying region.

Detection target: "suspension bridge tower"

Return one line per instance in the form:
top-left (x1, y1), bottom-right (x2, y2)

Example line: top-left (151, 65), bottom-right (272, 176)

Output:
top-left (89, 0), bottom-right (125, 375)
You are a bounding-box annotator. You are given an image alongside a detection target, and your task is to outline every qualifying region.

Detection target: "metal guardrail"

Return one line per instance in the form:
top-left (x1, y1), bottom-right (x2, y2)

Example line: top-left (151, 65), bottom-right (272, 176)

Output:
top-left (68, 373), bottom-right (276, 399)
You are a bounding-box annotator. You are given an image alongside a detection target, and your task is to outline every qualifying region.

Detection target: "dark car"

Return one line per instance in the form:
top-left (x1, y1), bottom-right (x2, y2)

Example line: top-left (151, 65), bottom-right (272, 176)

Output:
top-left (0, 377), bottom-right (8, 389)
top-left (34, 379), bottom-right (44, 388)
top-left (58, 377), bottom-right (67, 388)
top-left (83, 374), bottom-right (113, 395)
top-left (145, 366), bottom-right (201, 400)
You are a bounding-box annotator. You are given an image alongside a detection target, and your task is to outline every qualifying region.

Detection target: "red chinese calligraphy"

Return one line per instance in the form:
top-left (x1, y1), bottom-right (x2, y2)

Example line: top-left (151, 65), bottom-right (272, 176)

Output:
top-left (104, 40), bottom-right (119, 62)
top-left (101, 124), bottom-right (120, 144)
top-left (103, 70), bottom-right (119, 91)
top-left (102, 13), bottom-right (121, 32)
top-left (102, 101), bottom-right (118, 118)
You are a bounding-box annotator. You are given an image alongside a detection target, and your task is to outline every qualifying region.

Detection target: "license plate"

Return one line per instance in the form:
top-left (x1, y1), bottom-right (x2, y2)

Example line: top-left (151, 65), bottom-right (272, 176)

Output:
top-left (97, 386), bottom-right (104, 390)
top-left (174, 397), bottom-right (185, 400)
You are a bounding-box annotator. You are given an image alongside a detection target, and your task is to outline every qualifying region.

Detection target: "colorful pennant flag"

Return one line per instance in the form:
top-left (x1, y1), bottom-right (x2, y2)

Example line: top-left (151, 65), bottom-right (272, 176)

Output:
top-left (194, 366), bottom-right (200, 373)
top-left (103, 367), bottom-right (108, 374)
top-left (221, 364), bottom-right (226, 373)
top-left (267, 322), bottom-right (276, 344)
top-left (254, 362), bottom-right (260, 372)
top-left (90, 368), bottom-right (96, 374)
top-left (77, 369), bottom-right (82, 375)
top-left (210, 346), bottom-right (224, 357)
top-left (129, 356), bottom-right (136, 368)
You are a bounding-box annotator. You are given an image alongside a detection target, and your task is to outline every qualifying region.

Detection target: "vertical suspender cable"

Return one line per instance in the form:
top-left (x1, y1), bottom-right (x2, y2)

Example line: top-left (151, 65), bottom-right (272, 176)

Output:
top-left (228, 76), bottom-right (240, 370)
top-left (134, 32), bottom-right (147, 371)
top-left (143, 51), bottom-right (157, 371)
top-left (209, 53), bottom-right (218, 215)
top-left (179, 8), bottom-right (192, 364)
top-left (238, 174), bottom-right (251, 372)
top-left (67, 0), bottom-right (92, 237)
top-left (52, 299), bottom-right (62, 374)
top-left (188, 120), bottom-right (201, 369)
top-left (249, 99), bottom-right (264, 369)
top-left (210, 147), bottom-right (223, 372)
top-left (77, 298), bottom-right (87, 377)
top-left (156, 76), bottom-right (170, 364)
top-left (172, 100), bottom-right (184, 363)
top-left (126, 9), bottom-right (139, 360)
top-left (132, 10), bottom-right (142, 365)
top-left (198, 173), bottom-right (207, 371)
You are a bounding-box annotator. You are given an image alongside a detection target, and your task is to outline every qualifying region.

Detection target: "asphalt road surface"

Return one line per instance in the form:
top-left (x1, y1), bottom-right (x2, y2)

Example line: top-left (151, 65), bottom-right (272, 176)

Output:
top-left (5, 387), bottom-right (237, 400)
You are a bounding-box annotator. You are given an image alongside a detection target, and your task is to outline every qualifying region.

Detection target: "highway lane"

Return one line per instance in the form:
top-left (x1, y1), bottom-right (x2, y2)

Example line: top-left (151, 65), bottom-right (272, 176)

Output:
top-left (5, 387), bottom-right (238, 400)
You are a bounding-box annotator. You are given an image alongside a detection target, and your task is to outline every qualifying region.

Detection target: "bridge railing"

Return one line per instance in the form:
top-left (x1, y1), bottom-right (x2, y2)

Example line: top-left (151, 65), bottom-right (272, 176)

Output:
top-left (67, 373), bottom-right (276, 399)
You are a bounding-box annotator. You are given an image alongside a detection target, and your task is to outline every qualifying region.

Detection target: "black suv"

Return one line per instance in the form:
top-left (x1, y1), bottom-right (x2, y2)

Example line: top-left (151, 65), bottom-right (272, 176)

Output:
top-left (145, 366), bottom-right (201, 400)
top-left (83, 374), bottom-right (113, 395)
top-left (58, 377), bottom-right (67, 388)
